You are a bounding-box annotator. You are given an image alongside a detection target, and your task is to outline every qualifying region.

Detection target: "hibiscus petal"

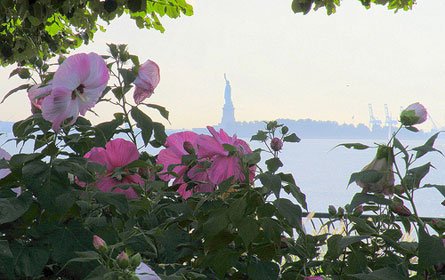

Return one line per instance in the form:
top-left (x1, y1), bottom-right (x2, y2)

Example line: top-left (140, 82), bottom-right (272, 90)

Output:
top-left (84, 147), bottom-right (112, 172)
top-left (82, 53), bottom-right (110, 90)
top-left (133, 86), bottom-right (153, 105)
top-left (197, 134), bottom-right (228, 158)
top-left (105, 139), bottom-right (139, 169)
top-left (77, 87), bottom-right (104, 116)
top-left (52, 53), bottom-right (90, 90)
top-left (42, 86), bottom-right (80, 131)
top-left (207, 156), bottom-right (241, 185)
top-left (133, 59), bottom-right (160, 104)
top-left (94, 176), bottom-right (139, 199)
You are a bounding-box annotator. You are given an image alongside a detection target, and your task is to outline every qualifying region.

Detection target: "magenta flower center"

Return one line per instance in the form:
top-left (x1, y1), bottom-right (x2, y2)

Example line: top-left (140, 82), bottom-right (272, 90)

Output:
top-left (71, 84), bottom-right (86, 100)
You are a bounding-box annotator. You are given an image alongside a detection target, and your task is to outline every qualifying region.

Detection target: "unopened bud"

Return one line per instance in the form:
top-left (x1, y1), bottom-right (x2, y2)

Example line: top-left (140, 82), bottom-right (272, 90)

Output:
top-left (390, 202), bottom-right (411, 217)
top-left (328, 205), bottom-right (337, 216)
top-left (92, 235), bottom-right (107, 252)
top-left (394, 184), bottom-right (405, 195)
top-left (117, 251), bottom-right (129, 269)
top-left (270, 137), bottom-right (283, 152)
top-left (337, 207), bottom-right (344, 216)
top-left (400, 102), bottom-right (427, 126)
top-left (183, 141), bottom-right (195, 154)
top-left (130, 253), bottom-right (142, 268)
top-left (353, 205), bottom-right (364, 216)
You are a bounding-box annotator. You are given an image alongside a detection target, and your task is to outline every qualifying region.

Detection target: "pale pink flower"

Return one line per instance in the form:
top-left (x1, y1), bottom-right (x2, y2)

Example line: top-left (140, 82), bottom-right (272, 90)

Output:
top-left (28, 83), bottom-right (52, 113)
top-left (197, 126), bottom-right (255, 185)
top-left (42, 52), bottom-right (109, 131)
top-left (83, 139), bottom-right (143, 199)
top-left (133, 59), bottom-right (160, 104)
top-left (156, 131), bottom-right (213, 199)
top-left (136, 262), bottom-right (161, 280)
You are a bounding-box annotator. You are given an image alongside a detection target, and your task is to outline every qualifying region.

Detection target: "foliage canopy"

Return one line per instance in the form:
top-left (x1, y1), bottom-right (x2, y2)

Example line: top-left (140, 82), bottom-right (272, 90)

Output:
top-left (0, 0), bottom-right (193, 65)
top-left (291, 0), bottom-right (415, 15)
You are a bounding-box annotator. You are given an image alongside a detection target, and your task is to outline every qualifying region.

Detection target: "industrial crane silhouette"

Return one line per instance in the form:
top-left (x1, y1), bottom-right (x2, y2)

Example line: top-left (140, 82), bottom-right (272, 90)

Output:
top-left (368, 104), bottom-right (382, 130)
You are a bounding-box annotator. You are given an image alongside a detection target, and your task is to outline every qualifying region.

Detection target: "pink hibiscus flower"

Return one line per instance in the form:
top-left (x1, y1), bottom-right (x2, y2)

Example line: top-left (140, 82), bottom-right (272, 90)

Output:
top-left (157, 131), bottom-right (213, 199)
top-left (197, 126), bottom-right (255, 185)
top-left (28, 83), bottom-right (52, 113)
top-left (42, 52), bottom-right (109, 131)
top-left (133, 59), bottom-right (160, 105)
top-left (83, 139), bottom-right (143, 199)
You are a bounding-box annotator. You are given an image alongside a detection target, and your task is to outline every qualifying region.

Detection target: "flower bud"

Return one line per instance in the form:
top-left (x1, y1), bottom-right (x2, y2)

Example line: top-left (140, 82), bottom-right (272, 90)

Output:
top-left (357, 145), bottom-right (394, 195)
top-left (328, 205), bottom-right (337, 216)
top-left (117, 251), bottom-right (129, 269)
top-left (304, 277), bottom-right (324, 280)
top-left (394, 184), bottom-right (405, 196)
top-left (353, 205), bottom-right (364, 216)
top-left (390, 202), bottom-right (412, 217)
top-left (337, 207), bottom-right (344, 216)
top-left (270, 137), bottom-right (283, 152)
top-left (92, 235), bottom-right (106, 252)
top-left (130, 253), bottom-right (142, 268)
top-left (400, 102), bottom-right (427, 126)
top-left (183, 141), bottom-right (195, 154)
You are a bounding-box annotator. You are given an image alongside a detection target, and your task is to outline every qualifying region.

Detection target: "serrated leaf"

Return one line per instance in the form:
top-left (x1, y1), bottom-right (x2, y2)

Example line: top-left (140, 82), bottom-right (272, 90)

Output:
top-left (283, 133), bottom-right (300, 143)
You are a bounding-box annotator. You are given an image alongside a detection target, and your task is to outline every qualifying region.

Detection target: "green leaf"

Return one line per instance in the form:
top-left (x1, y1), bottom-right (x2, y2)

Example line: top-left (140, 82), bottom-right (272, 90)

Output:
top-left (153, 122), bottom-right (167, 145)
top-left (273, 198), bottom-right (302, 230)
top-left (351, 267), bottom-right (408, 280)
top-left (1, 84), bottom-right (30, 103)
top-left (348, 170), bottom-right (383, 186)
top-left (228, 197), bottom-right (247, 224)
top-left (94, 192), bottom-right (129, 214)
top-left (250, 130), bottom-right (268, 141)
top-left (238, 216), bottom-right (259, 247)
top-left (243, 151), bottom-right (261, 166)
top-left (205, 248), bottom-right (239, 277)
top-left (282, 183), bottom-right (307, 210)
top-left (15, 247), bottom-right (50, 277)
top-left (291, 0), bottom-right (314, 14)
top-left (335, 143), bottom-right (370, 150)
top-left (327, 234), bottom-right (369, 258)
top-left (247, 260), bottom-right (280, 280)
top-left (131, 107), bottom-right (153, 146)
top-left (405, 126), bottom-right (419, 132)
top-left (404, 162), bottom-right (431, 189)
top-left (258, 173), bottom-right (281, 198)
top-left (0, 241), bottom-right (14, 278)
top-left (265, 157), bottom-right (283, 173)
top-left (0, 192), bottom-right (32, 224)
top-left (393, 137), bottom-right (409, 166)
top-left (418, 226), bottom-right (445, 270)
top-left (422, 184), bottom-right (445, 197)
top-left (283, 133), bottom-right (300, 143)
top-left (203, 210), bottom-right (229, 237)
top-left (143, 103), bottom-right (169, 120)
top-left (119, 68), bottom-right (137, 86)
top-left (412, 132), bottom-right (443, 159)
top-left (346, 193), bottom-right (391, 212)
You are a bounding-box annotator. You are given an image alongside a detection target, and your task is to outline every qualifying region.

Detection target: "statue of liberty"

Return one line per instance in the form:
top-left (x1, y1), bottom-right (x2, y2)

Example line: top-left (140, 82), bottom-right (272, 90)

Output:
top-left (224, 73), bottom-right (233, 107)
top-left (220, 73), bottom-right (236, 131)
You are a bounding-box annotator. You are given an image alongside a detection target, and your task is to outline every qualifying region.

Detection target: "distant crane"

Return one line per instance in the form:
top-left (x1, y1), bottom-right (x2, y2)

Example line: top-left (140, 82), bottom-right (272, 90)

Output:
top-left (368, 104), bottom-right (382, 130)
top-left (384, 104), bottom-right (398, 139)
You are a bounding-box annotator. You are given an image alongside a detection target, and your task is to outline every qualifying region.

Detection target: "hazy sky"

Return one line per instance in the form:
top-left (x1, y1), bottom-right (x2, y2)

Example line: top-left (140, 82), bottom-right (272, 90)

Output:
top-left (1, 0), bottom-right (445, 130)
